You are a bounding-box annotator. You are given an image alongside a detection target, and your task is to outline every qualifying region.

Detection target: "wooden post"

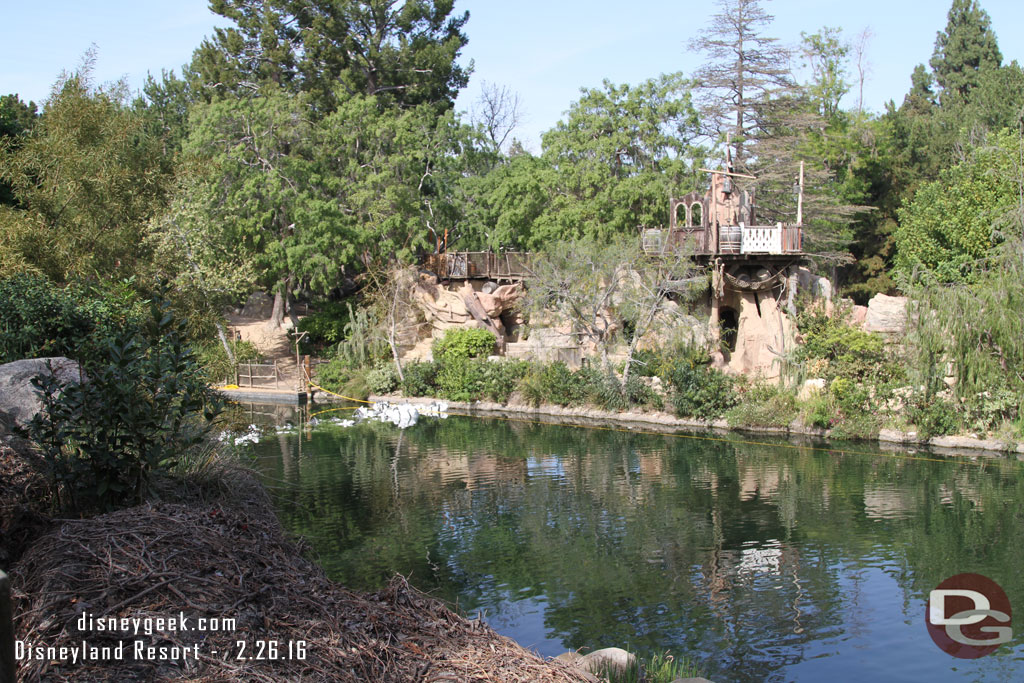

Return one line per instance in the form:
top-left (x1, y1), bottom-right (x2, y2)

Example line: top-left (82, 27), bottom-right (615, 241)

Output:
top-left (797, 161), bottom-right (804, 227)
top-left (1, 570), bottom-right (14, 683)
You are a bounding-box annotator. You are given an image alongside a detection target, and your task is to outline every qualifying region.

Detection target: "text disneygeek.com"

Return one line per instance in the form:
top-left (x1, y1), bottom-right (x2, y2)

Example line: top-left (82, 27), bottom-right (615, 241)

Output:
top-left (15, 611), bottom-right (307, 663)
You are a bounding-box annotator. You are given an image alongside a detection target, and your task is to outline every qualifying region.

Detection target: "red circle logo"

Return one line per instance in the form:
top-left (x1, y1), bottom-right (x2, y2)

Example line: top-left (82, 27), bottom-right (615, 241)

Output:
top-left (926, 573), bottom-right (1012, 659)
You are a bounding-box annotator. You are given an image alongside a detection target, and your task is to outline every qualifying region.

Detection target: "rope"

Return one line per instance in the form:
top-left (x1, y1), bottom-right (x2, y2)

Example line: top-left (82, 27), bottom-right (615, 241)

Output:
top-left (307, 383), bottom-right (374, 404)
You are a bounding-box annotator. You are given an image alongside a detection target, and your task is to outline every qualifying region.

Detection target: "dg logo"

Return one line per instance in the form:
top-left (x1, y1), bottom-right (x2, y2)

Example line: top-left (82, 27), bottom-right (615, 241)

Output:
top-left (927, 573), bottom-right (1013, 659)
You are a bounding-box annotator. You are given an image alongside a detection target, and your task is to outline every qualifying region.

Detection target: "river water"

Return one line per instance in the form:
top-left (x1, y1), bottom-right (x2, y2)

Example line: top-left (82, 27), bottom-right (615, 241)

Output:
top-left (242, 408), bottom-right (1024, 682)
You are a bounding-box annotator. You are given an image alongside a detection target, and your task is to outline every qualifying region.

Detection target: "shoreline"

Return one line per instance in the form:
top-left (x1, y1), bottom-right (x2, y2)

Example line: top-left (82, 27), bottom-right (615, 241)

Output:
top-left (363, 394), bottom-right (1024, 458)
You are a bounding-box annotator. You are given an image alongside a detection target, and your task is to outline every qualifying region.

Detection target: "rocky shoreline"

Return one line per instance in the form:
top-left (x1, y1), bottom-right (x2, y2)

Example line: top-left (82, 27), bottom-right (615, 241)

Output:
top-left (365, 394), bottom-right (1024, 457)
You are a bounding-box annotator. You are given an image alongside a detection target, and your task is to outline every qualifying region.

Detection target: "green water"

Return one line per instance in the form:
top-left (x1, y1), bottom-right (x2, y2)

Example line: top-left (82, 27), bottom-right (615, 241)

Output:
top-left (244, 410), bottom-right (1024, 682)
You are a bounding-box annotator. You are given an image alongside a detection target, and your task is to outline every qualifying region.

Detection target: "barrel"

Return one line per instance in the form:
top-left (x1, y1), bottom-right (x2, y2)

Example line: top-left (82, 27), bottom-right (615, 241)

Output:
top-left (719, 225), bottom-right (742, 254)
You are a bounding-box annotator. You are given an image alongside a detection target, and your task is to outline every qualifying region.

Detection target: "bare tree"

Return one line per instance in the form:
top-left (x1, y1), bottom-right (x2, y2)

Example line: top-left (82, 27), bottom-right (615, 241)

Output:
top-left (471, 81), bottom-right (523, 153)
top-left (853, 27), bottom-right (874, 113)
top-left (689, 0), bottom-right (795, 170)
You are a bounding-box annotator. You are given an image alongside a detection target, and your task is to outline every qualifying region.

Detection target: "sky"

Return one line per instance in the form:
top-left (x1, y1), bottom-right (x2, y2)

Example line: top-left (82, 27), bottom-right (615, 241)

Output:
top-left (4, 0), bottom-right (1024, 152)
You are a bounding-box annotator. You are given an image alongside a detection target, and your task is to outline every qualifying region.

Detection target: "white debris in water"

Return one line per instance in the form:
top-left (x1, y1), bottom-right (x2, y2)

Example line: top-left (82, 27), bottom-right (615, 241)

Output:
top-left (343, 401), bottom-right (448, 429)
top-left (223, 423), bottom-right (262, 446)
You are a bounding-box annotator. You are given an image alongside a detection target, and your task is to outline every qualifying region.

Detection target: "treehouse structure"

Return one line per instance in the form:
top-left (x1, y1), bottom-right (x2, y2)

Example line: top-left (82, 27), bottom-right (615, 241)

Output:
top-left (642, 155), bottom-right (809, 378)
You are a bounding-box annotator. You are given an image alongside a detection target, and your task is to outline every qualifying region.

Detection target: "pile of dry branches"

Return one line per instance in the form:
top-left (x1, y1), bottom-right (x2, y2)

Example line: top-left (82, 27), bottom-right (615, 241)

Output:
top-left (11, 469), bottom-right (587, 682)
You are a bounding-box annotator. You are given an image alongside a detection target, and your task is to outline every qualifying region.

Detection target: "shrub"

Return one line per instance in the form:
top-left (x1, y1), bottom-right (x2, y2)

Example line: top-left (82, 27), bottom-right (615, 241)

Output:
top-left (480, 360), bottom-right (529, 403)
top-left (0, 273), bottom-right (143, 367)
top-left (401, 361), bottom-right (439, 397)
top-left (27, 294), bottom-right (222, 515)
top-left (906, 394), bottom-right (959, 439)
top-left (436, 357), bottom-right (487, 402)
top-left (313, 356), bottom-right (355, 392)
top-left (196, 340), bottom-right (261, 384)
top-left (725, 382), bottom-right (798, 428)
top-left (432, 328), bottom-right (496, 363)
top-left (795, 308), bottom-right (889, 381)
top-left (297, 300), bottom-right (353, 351)
top-left (366, 362), bottom-right (400, 395)
top-left (668, 362), bottom-right (736, 420)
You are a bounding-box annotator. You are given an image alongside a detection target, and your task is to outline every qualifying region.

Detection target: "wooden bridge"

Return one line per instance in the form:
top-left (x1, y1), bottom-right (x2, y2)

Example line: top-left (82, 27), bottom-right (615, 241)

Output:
top-left (423, 251), bottom-right (531, 281)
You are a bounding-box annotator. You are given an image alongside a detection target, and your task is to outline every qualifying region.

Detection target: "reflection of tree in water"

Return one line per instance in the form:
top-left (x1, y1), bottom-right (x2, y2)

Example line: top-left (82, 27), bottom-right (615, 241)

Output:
top-left (246, 416), bottom-right (1024, 681)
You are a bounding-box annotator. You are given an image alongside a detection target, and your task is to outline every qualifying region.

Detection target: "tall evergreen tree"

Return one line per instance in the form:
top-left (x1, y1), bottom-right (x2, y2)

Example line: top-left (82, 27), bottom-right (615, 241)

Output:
top-left (929, 0), bottom-right (1002, 106)
top-left (689, 0), bottom-right (793, 170)
top-left (188, 0), bottom-right (470, 113)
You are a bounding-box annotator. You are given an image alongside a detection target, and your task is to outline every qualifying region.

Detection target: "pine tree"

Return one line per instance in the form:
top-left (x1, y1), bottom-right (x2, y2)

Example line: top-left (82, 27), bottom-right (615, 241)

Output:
top-left (689, 0), bottom-right (793, 170)
top-left (929, 0), bottom-right (1002, 106)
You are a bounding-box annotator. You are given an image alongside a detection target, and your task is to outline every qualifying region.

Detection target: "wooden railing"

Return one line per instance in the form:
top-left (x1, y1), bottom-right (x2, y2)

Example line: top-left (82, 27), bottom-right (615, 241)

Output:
top-left (236, 361), bottom-right (283, 389)
top-left (424, 251), bottom-right (532, 280)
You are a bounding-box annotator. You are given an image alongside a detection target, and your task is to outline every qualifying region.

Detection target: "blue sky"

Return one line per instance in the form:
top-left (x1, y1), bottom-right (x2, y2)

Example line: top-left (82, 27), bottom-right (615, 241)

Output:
top-left (4, 1), bottom-right (1023, 151)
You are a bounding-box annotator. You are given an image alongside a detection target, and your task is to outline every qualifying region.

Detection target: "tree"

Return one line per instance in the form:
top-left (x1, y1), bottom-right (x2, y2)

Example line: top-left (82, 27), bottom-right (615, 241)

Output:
top-left (689, 0), bottom-right (794, 170)
top-left (929, 0), bottom-right (1002, 106)
top-left (540, 73), bottom-right (704, 242)
top-left (893, 129), bottom-right (1020, 282)
top-left (471, 81), bottom-right (522, 154)
top-left (0, 64), bottom-right (170, 282)
top-left (189, 0), bottom-right (470, 113)
top-left (0, 94), bottom-right (38, 207)
top-left (800, 27), bottom-right (849, 121)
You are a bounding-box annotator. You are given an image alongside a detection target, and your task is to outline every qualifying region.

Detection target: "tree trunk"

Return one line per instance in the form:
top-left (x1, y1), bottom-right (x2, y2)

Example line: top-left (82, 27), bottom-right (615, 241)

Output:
top-left (216, 322), bottom-right (235, 366)
top-left (268, 275), bottom-right (292, 329)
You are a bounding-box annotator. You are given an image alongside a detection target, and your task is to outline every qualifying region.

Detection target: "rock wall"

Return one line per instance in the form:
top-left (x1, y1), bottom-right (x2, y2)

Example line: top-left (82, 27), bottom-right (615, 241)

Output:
top-left (0, 357), bottom-right (85, 434)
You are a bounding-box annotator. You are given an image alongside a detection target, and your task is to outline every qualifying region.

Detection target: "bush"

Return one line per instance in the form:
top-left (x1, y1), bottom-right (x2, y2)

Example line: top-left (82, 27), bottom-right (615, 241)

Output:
top-left (436, 357), bottom-right (487, 402)
top-left (795, 308), bottom-right (890, 381)
top-left (0, 273), bottom-right (143, 367)
top-left (668, 362), bottom-right (736, 420)
top-left (366, 362), bottom-right (400, 395)
top-left (401, 361), bottom-right (439, 397)
top-left (480, 360), bottom-right (529, 403)
top-left (27, 293), bottom-right (222, 515)
top-left (906, 394), bottom-right (959, 439)
top-left (313, 356), bottom-right (355, 393)
top-left (297, 300), bottom-right (353, 351)
top-left (725, 382), bottom-right (798, 428)
top-left (196, 340), bottom-right (262, 384)
top-left (432, 328), bottom-right (496, 363)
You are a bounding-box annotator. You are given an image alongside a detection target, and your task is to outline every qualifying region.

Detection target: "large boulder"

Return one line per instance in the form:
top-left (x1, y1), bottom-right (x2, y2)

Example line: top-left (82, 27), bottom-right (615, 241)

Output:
top-left (577, 647), bottom-right (637, 676)
top-left (0, 357), bottom-right (85, 433)
top-left (864, 294), bottom-right (908, 334)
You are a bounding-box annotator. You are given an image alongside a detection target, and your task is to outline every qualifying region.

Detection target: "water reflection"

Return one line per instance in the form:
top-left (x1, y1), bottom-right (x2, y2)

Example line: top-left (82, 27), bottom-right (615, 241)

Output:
top-left (245, 414), bottom-right (1024, 682)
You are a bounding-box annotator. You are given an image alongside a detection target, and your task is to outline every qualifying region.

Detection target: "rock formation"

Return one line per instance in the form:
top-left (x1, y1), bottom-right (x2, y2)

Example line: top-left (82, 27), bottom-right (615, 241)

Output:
top-left (0, 357), bottom-right (85, 434)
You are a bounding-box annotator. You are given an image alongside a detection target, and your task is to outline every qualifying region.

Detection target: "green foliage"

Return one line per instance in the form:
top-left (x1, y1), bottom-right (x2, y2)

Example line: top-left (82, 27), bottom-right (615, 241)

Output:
top-left (366, 362), bottom-right (400, 395)
top-left (795, 305), bottom-right (894, 381)
top-left (906, 393), bottom-right (959, 439)
top-left (332, 303), bottom-right (388, 370)
top-left (894, 130), bottom-right (1019, 281)
top-left (432, 328), bottom-right (496, 364)
top-left (0, 64), bottom-right (170, 281)
top-left (26, 293), bottom-right (222, 515)
top-left (434, 357), bottom-right (522, 403)
top-left (0, 273), bottom-right (143, 367)
top-left (196, 339), bottom-right (261, 383)
top-left (400, 361), bottom-right (440, 397)
top-left (725, 382), bottom-right (798, 428)
top-left (904, 234), bottom-right (1024, 434)
top-left (929, 0), bottom-right (1003, 106)
top-left (667, 361), bottom-right (736, 421)
top-left (297, 300), bottom-right (354, 350)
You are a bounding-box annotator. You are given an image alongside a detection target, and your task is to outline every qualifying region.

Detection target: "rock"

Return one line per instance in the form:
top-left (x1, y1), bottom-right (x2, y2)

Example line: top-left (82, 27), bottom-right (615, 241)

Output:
top-left (578, 647), bottom-right (636, 676)
top-left (554, 652), bottom-right (583, 665)
top-left (798, 378), bottom-right (827, 401)
top-left (0, 357), bottom-right (85, 432)
top-left (849, 304), bottom-right (868, 327)
top-left (864, 294), bottom-right (907, 334)
top-left (240, 291), bottom-right (274, 318)
top-left (796, 266), bottom-right (833, 303)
